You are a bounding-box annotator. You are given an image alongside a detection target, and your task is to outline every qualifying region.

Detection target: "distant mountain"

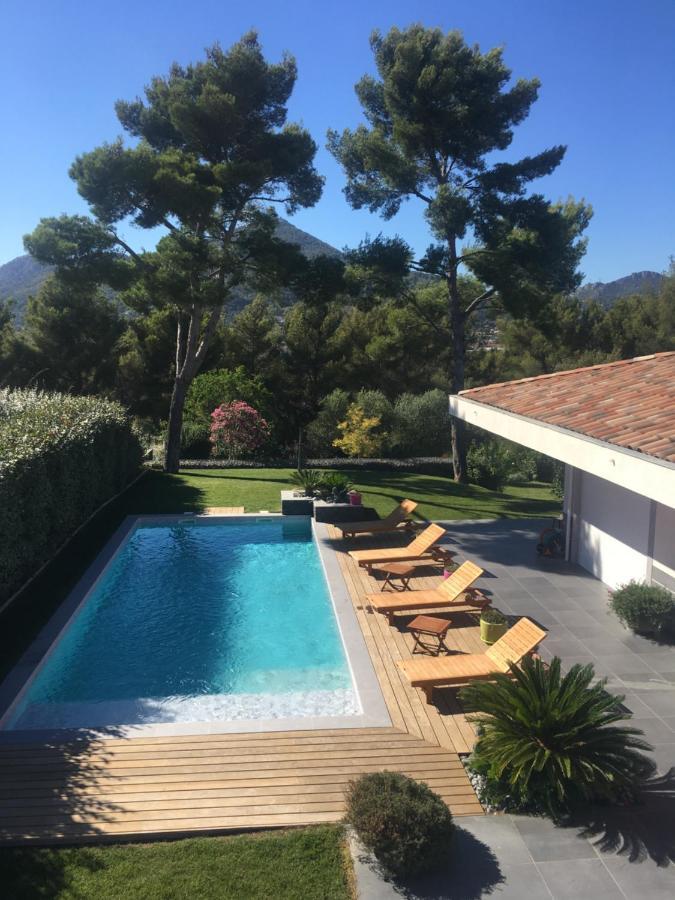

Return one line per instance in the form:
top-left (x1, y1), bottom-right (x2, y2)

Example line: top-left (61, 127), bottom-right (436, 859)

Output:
top-left (577, 270), bottom-right (665, 307)
top-left (2, 228), bottom-right (666, 325)
top-left (0, 255), bottom-right (54, 322)
top-left (0, 219), bottom-right (342, 325)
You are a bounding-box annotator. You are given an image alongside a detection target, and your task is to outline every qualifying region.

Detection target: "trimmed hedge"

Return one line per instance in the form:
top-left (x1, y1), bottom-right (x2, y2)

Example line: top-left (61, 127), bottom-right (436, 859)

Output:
top-left (169, 457), bottom-right (457, 475)
top-left (0, 389), bottom-right (142, 604)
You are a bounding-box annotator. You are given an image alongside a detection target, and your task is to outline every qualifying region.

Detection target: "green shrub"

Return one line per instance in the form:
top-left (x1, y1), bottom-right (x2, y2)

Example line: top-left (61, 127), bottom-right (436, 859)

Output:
top-left (391, 390), bottom-right (451, 457)
top-left (289, 468), bottom-right (324, 495)
top-left (318, 472), bottom-right (352, 501)
top-left (0, 389), bottom-right (142, 603)
top-left (609, 581), bottom-right (675, 636)
top-left (462, 656), bottom-right (653, 817)
top-left (466, 440), bottom-right (510, 490)
top-left (305, 389), bottom-right (351, 456)
top-left (345, 771), bottom-right (454, 877)
top-left (183, 367), bottom-right (273, 428)
top-left (180, 421), bottom-right (211, 458)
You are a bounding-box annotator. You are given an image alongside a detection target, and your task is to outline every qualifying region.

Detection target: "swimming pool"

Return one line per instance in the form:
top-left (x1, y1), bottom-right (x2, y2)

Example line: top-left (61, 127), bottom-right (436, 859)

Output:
top-left (2, 516), bottom-right (387, 734)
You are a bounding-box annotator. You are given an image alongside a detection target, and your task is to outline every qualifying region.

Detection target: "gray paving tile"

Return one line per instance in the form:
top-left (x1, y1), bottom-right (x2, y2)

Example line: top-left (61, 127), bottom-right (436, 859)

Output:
top-left (636, 689), bottom-right (675, 717)
top-left (578, 636), bottom-right (638, 655)
top-left (487, 864), bottom-right (552, 899)
top-left (647, 743), bottom-right (675, 775)
top-left (620, 692), bottom-right (664, 719)
top-left (604, 853), bottom-right (675, 899)
top-left (536, 859), bottom-right (623, 899)
top-left (593, 653), bottom-right (654, 676)
top-left (619, 633), bottom-right (666, 654)
top-left (639, 650), bottom-right (675, 672)
top-left (541, 635), bottom-right (591, 656)
top-left (511, 815), bottom-right (596, 861)
top-left (456, 814), bottom-right (533, 866)
top-left (551, 608), bottom-right (599, 627)
top-left (661, 717), bottom-right (675, 733)
top-left (639, 719), bottom-right (675, 745)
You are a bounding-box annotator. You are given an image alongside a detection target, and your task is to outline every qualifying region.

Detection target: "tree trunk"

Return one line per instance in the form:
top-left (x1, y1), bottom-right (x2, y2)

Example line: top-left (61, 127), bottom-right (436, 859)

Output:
top-left (163, 305), bottom-right (223, 474)
top-left (164, 376), bottom-right (188, 473)
top-left (447, 243), bottom-right (467, 483)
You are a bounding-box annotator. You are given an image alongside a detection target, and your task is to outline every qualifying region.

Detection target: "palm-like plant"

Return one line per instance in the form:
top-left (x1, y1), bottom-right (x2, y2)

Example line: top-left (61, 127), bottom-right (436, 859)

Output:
top-left (461, 656), bottom-right (654, 816)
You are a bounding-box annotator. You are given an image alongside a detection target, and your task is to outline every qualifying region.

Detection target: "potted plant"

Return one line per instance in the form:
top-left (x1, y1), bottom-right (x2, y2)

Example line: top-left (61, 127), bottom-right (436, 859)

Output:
top-left (289, 468), bottom-right (323, 497)
top-left (317, 472), bottom-right (353, 503)
top-left (480, 607), bottom-right (508, 645)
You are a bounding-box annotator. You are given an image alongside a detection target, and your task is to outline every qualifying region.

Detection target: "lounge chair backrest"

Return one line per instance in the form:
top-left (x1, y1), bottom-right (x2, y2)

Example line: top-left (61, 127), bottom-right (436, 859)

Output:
top-left (383, 499), bottom-right (418, 525)
top-left (485, 617), bottom-right (548, 672)
top-left (437, 560), bottom-right (484, 601)
top-left (407, 523), bottom-right (445, 556)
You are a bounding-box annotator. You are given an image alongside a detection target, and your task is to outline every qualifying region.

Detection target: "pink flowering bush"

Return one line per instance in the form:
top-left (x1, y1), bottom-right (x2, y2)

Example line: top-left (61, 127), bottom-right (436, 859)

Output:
top-left (209, 401), bottom-right (270, 459)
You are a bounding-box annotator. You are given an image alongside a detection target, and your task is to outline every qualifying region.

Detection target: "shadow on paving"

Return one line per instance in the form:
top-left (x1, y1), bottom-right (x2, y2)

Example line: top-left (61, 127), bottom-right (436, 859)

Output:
top-left (572, 768), bottom-right (675, 867)
top-left (351, 827), bottom-right (503, 900)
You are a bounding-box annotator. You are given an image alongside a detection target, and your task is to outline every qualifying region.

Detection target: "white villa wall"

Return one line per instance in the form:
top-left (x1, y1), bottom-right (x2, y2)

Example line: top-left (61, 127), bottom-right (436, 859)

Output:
top-left (573, 471), bottom-right (651, 588)
top-left (652, 503), bottom-right (675, 591)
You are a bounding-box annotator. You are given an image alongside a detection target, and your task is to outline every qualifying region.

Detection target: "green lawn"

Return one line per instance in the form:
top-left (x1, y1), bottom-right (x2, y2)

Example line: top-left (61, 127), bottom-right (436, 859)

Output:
top-left (143, 466), bottom-right (560, 521)
top-left (0, 466), bottom-right (558, 683)
top-left (0, 826), bottom-right (352, 900)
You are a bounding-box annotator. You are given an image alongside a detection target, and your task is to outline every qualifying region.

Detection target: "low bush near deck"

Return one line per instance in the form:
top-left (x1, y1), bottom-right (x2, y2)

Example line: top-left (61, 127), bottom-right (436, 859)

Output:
top-left (609, 580), bottom-right (675, 637)
top-left (462, 656), bottom-right (654, 817)
top-left (0, 389), bottom-right (142, 603)
top-left (345, 771), bottom-right (454, 877)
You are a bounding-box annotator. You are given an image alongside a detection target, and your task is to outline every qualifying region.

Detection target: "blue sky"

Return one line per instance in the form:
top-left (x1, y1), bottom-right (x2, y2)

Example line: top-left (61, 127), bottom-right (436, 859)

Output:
top-left (1, 0), bottom-right (673, 282)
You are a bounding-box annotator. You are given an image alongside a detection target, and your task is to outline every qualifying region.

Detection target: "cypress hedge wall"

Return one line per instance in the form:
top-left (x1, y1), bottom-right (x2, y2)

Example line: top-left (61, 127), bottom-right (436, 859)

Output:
top-left (0, 389), bottom-right (142, 604)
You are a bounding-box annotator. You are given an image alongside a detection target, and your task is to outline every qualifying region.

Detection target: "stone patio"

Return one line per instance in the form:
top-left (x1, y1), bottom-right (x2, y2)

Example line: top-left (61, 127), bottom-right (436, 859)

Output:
top-left (441, 518), bottom-right (675, 776)
top-left (351, 518), bottom-right (675, 899)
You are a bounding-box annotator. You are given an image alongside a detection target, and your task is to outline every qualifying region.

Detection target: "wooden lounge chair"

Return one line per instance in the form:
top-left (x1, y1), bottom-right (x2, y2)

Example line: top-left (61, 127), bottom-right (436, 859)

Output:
top-left (336, 499), bottom-right (418, 538)
top-left (398, 617), bottom-right (547, 703)
top-left (349, 523), bottom-right (446, 571)
top-left (366, 560), bottom-right (486, 624)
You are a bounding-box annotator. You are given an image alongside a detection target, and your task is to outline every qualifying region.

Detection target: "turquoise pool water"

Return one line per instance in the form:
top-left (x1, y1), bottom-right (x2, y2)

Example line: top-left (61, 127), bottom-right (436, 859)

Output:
top-left (8, 518), bottom-right (358, 730)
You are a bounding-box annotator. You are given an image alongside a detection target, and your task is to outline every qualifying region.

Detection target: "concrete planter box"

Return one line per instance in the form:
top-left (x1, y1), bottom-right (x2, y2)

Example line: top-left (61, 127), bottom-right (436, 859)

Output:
top-left (280, 490), bottom-right (314, 516)
top-left (280, 490), bottom-right (378, 523)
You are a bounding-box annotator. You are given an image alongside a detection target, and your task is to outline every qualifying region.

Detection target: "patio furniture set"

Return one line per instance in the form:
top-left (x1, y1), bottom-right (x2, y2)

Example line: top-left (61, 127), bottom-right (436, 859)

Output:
top-left (338, 500), bottom-right (548, 704)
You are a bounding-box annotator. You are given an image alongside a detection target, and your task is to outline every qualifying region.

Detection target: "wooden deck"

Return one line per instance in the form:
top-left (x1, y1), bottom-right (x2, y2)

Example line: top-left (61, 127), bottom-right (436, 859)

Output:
top-left (0, 525), bottom-right (483, 845)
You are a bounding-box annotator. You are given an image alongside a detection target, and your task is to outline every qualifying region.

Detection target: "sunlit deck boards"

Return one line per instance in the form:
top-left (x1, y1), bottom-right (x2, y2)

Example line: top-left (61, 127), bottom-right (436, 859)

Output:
top-left (0, 726), bottom-right (480, 843)
top-left (202, 507), bottom-right (246, 515)
top-left (0, 522), bottom-right (484, 845)
top-left (330, 525), bottom-right (483, 755)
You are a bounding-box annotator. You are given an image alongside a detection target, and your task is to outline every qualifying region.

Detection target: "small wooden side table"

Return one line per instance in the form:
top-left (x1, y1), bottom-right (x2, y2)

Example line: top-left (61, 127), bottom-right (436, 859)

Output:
top-left (371, 561), bottom-right (416, 591)
top-left (407, 615), bottom-right (452, 656)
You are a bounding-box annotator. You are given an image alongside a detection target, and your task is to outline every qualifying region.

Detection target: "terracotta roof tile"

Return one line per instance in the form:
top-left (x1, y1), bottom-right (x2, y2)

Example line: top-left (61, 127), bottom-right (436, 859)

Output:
top-left (458, 352), bottom-right (675, 464)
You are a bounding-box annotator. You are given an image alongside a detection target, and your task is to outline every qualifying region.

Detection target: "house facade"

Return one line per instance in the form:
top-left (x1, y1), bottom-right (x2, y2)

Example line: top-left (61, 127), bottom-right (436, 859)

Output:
top-left (449, 352), bottom-right (675, 590)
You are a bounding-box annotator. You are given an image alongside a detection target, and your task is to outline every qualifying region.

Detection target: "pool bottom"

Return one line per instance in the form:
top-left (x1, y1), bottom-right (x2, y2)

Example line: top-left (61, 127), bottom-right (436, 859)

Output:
top-left (11, 686), bottom-right (360, 731)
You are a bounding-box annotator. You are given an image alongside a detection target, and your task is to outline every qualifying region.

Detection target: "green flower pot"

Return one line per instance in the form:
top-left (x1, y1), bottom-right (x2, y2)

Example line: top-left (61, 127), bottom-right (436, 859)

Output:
top-left (480, 618), bottom-right (508, 645)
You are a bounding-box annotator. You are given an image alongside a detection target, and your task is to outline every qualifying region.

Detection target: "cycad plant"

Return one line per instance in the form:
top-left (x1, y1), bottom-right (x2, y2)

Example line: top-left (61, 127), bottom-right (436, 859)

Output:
top-left (461, 656), bottom-right (654, 817)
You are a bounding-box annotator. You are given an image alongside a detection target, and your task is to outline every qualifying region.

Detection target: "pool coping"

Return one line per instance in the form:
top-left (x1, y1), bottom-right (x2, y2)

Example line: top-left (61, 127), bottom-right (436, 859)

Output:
top-left (0, 513), bottom-right (390, 741)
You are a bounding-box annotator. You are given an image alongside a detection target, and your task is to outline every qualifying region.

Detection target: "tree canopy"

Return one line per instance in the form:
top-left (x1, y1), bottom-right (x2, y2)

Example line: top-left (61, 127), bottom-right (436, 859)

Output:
top-left (24, 33), bottom-right (324, 470)
top-left (329, 25), bottom-right (591, 478)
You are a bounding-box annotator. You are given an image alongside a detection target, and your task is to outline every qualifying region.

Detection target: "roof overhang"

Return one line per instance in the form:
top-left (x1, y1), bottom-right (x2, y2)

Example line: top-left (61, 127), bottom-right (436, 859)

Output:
top-left (449, 395), bottom-right (675, 510)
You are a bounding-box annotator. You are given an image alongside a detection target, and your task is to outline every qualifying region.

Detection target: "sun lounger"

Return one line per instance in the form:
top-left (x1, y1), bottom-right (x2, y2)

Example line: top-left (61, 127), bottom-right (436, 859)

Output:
top-left (398, 617), bottom-right (547, 703)
top-left (349, 523), bottom-right (446, 570)
top-left (366, 560), bottom-right (486, 624)
top-left (336, 499), bottom-right (418, 538)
